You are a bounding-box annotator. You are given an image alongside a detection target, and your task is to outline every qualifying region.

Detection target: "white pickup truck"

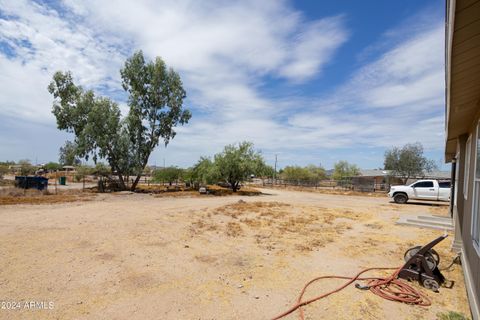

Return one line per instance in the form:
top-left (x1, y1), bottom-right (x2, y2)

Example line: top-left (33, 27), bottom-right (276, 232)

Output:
top-left (388, 179), bottom-right (451, 204)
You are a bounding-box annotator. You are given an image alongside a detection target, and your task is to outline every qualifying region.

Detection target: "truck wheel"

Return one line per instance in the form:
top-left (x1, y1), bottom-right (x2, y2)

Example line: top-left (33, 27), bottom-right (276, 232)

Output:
top-left (394, 193), bottom-right (408, 204)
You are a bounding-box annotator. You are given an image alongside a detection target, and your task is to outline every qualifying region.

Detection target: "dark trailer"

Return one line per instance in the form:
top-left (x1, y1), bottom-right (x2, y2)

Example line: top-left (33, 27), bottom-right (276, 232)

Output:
top-left (15, 176), bottom-right (49, 191)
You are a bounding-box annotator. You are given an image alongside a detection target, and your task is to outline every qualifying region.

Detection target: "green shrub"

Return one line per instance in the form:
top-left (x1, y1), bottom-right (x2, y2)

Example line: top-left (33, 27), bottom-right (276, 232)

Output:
top-left (436, 311), bottom-right (470, 320)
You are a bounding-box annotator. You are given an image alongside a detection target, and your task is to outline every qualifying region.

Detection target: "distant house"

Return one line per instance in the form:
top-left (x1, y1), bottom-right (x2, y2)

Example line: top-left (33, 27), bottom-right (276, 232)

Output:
top-left (8, 164), bottom-right (23, 173)
top-left (402, 170), bottom-right (452, 185)
top-left (351, 169), bottom-right (395, 192)
top-left (351, 169), bottom-right (450, 192)
top-left (445, 0), bottom-right (480, 318)
top-left (420, 171), bottom-right (452, 179)
top-left (62, 165), bottom-right (76, 172)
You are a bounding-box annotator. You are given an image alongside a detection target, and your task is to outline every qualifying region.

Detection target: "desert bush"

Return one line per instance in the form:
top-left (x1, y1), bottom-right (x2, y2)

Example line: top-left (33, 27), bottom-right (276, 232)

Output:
top-left (332, 160), bottom-right (360, 180)
top-left (191, 157), bottom-right (218, 185)
top-left (44, 162), bottom-right (62, 171)
top-left (214, 142), bottom-right (268, 192)
top-left (0, 165), bottom-right (8, 180)
top-left (153, 167), bottom-right (183, 185)
top-left (17, 160), bottom-right (35, 176)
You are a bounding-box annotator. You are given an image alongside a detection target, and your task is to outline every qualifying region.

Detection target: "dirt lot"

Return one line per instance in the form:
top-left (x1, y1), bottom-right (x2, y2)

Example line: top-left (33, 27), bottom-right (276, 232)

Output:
top-left (0, 188), bottom-right (470, 319)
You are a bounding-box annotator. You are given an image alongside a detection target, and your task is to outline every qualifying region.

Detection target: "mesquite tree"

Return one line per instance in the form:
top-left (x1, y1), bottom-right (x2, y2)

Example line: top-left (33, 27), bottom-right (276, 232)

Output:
top-left (281, 165), bottom-right (326, 182)
top-left (384, 142), bottom-right (436, 183)
top-left (332, 160), bottom-right (360, 181)
top-left (192, 157), bottom-right (218, 185)
top-left (59, 141), bottom-right (81, 166)
top-left (48, 51), bottom-right (191, 191)
top-left (214, 142), bottom-right (268, 192)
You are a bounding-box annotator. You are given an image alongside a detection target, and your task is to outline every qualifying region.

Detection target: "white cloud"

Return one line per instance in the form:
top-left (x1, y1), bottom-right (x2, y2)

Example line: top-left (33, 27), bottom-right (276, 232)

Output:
top-left (282, 19), bottom-right (446, 156)
top-left (0, 55), bottom-right (52, 122)
top-left (351, 25), bottom-right (445, 109)
top-left (0, 0), bottom-right (347, 122)
top-left (279, 16), bottom-right (348, 81)
top-left (59, 0), bottom-right (348, 131)
top-left (0, 0), bottom-right (126, 122)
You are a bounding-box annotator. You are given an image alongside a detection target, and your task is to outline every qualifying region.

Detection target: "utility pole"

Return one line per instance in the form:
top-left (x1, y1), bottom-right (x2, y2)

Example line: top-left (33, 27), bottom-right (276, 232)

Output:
top-left (274, 154), bottom-right (277, 185)
top-left (163, 158), bottom-right (165, 186)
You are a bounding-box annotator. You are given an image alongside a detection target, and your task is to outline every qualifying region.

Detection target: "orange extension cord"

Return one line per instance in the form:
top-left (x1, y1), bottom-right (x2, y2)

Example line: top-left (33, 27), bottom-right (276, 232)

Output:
top-left (271, 266), bottom-right (431, 320)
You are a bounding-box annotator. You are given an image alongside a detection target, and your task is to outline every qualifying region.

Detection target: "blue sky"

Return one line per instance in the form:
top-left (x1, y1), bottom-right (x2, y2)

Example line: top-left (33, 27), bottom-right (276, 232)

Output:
top-left (0, 0), bottom-right (447, 170)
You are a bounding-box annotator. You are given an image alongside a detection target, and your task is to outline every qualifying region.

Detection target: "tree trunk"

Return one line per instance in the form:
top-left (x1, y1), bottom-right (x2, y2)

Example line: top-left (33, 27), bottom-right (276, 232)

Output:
top-left (117, 173), bottom-right (127, 190)
top-left (130, 174), bottom-right (142, 191)
top-left (231, 181), bottom-right (238, 192)
top-left (130, 157), bottom-right (150, 191)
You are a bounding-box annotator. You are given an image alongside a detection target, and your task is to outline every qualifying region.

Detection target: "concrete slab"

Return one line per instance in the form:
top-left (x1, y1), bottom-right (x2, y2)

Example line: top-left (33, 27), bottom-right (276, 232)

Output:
top-left (396, 214), bottom-right (453, 231)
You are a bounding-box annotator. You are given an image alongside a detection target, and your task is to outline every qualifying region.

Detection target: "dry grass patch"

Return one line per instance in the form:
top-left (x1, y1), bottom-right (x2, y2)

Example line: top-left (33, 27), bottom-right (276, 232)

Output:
top-left (191, 201), bottom-right (360, 253)
top-left (256, 184), bottom-right (387, 197)
top-left (329, 208), bottom-right (372, 221)
top-left (278, 215), bottom-right (320, 233)
top-left (428, 205), bottom-right (450, 216)
top-left (341, 231), bottom-right (417, 259)
top-left (365, 221), bottom-right (385, 230)
top-left (154, 190), bottom-right (202, 198)
top-left (135, 184), bottom-right (262, 197)
top-left (294, 235), bottom-right (335, 252)
top-left (240, 217), bottom-right (264, 228)
top-left (136, 184), bottom-right (195, 194)
top-left (0, 179), bottom-right (14, 186)
top-left (189, 219), bottom-right (219, 235)
top-left (207, 185), bottom-right (262, 196)
top-left (0, 187), bottom-right (94, 205)
top-left (225, 221), bottom-right (243, 237)
top-left (214, 201), bottom-right (291, 218)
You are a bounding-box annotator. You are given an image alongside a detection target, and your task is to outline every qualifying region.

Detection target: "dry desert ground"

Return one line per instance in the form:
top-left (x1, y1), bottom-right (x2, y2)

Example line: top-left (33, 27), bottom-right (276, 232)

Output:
top-left (0, 188), bottom-right (470, 319)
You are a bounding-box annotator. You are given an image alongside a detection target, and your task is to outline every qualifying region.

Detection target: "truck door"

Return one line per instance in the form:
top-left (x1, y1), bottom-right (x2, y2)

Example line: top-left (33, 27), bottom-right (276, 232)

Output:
top-left (412, 181), bottom-right (436, 200)
top-left (438, 181), bottom-right (451, 201)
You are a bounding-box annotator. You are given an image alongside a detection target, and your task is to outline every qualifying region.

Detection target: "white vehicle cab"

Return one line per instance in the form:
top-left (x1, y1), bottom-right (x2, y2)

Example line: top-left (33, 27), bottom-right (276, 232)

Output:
top-left (388, 179), bottom-right (451, 204)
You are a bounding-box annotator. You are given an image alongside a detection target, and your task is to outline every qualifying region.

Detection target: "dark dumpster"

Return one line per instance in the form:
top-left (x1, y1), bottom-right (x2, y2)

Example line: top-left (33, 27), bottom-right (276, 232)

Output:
top-left (15, 176), bottom-right (49, 190)
top-left (59, 176), bottom-right (66, 185)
